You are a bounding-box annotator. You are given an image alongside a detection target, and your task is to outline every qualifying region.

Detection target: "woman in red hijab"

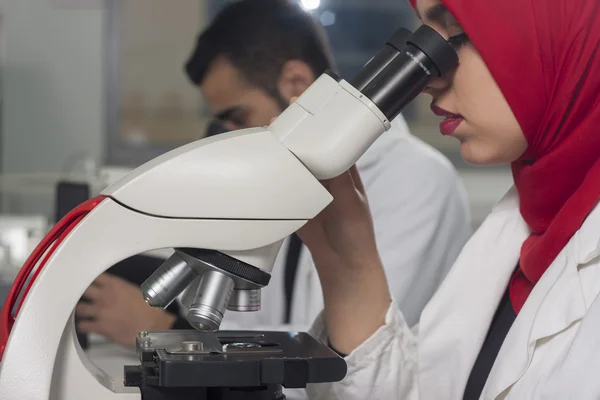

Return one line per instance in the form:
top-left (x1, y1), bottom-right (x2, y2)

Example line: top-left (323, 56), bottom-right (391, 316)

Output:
top-left (303, 0), bottom-right (600, 398)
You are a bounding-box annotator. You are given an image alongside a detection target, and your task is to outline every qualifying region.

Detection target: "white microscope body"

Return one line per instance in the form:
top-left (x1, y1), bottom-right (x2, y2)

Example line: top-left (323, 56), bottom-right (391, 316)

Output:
top-left (0, 25), bottom-right (457, 400)
top-left (0, 73), bottom-right (389, 400)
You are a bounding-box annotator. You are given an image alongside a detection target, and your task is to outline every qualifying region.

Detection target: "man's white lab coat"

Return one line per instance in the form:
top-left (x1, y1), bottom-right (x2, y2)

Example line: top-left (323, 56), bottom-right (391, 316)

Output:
top-left (221, 115), bottom-right (471, 331)
top-left (307, 187), bottom-right (600, 399)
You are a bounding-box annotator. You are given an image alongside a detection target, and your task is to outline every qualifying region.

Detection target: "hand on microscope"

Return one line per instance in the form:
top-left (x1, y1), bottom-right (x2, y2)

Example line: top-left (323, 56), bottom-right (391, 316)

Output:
top-left (298, 165), bottom-right (391, 355)
top-left (271, 99), bottom-right (391, 355)
top-left (75, 273), bottom-right (176, 348)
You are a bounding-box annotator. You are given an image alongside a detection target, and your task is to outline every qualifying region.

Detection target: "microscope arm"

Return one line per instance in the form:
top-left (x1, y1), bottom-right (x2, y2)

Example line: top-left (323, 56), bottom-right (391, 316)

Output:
top-left (0, 197), bottom-right (307, 400)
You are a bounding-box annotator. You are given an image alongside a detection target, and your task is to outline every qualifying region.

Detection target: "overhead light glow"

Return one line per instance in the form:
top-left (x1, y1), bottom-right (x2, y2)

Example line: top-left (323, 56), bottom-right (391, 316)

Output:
top-left (301, 0), bottom-right (320, 11)
top-left (320, 10), bottom-right (336, 26)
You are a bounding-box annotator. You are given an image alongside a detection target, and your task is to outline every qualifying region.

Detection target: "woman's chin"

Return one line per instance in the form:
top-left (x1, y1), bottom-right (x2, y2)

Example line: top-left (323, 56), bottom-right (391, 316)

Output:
top-left (459, 142), bottom-right (504, 166)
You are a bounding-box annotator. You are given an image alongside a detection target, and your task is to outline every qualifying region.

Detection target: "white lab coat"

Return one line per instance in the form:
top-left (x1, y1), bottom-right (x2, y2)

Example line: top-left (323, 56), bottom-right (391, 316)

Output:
top-left (220, 115), bottom-right (471, 331)
top-left (307, 187), bottom-right (600, 400)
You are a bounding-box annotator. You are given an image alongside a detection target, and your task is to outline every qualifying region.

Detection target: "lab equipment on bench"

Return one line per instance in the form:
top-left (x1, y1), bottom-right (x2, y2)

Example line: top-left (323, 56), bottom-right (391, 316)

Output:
top-left (0, 216), bottom-right (48, 303)
top-left (0, 25), bottom-right (458, 400)
top-left (0, 216), bottom-right (47, 283)
top-left (124, 330), bottom-right (345, 400)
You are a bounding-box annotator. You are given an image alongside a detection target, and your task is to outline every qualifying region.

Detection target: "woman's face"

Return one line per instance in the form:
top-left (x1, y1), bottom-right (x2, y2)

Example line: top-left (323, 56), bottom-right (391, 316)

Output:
top-left (416, 0), bottom-right (528, 165)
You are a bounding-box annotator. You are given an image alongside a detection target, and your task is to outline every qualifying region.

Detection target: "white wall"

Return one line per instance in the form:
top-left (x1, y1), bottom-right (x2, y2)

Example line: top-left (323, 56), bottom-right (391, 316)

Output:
top-left (116, 0), bottom-right (209, 148)
top-left (459, 169), bottom-right (514, 229)
top-left (0, 0), bottom-right (106, 215)
top-left (0, 0), bottom-right (106, 175)
top-left (120, 0), bottom-right (204, 109)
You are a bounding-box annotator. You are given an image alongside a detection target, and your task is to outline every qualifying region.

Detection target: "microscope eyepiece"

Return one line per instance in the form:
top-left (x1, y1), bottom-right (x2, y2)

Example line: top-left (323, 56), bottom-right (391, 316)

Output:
top-left (407, 24), bottom-right (458, 76)
top-left (358, 24), bottom-right (459, 121)
top-left (350, 27), bottom-right (412, 91)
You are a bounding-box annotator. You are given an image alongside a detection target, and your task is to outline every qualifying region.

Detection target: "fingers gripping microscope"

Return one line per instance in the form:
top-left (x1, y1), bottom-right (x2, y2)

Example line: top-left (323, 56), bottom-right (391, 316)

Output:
top-left (0, 26), bottom-right (457, 400)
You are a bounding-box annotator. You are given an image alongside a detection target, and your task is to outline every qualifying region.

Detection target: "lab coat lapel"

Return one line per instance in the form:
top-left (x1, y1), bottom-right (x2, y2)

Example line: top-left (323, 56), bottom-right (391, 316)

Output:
top-left (418, 188), bottom-right (529, 400)
top-left (480, 251), bottom-right (569, 399)
top-left (483, 206), bottom-right (600, 399)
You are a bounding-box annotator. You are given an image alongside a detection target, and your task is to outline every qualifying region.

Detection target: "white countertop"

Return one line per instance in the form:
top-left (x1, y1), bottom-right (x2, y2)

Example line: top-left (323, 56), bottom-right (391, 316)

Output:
top-left (85, 335), bottom-right (139, 382)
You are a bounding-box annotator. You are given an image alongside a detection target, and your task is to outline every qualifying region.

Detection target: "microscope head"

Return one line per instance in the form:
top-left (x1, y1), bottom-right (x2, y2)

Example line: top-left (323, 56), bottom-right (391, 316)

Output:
top-left (139, 24), bottom-right (459, 332)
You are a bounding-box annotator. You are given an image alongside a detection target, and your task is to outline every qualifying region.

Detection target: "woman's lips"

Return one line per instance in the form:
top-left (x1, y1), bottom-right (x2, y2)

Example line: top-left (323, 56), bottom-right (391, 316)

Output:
top-left (439, 118), bottom-right (464, 136)
top-left (431, 104), bottom-right (464, 136)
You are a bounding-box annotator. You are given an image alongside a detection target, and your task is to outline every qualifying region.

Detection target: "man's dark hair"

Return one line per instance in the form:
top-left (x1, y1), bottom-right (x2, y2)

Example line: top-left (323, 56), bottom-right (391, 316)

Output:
top-left (185, 0), bottom-right (335, 98)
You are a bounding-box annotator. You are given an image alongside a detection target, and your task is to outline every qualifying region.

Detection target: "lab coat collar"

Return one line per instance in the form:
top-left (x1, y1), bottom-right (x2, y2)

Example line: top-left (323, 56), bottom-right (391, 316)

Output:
top-left (489, 185), bottom-right (520, 214)
top-left (483, 201), bottom-right (600, 399)
top-left (418, 186), bottom-right (599, 399)
top-left (574, 200), bottom-right (600, 265)
top-left (418, 187), bottom-right (528, 399)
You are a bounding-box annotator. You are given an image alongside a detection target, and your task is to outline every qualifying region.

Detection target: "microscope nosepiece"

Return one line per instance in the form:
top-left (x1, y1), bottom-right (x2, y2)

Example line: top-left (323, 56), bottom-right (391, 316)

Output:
top-left (141, 253), bottom-right (197, 308)
top-left (187, 305), bottom-right (224, 331)
top-left (227, 289), bottom-right (261, 312)
top-left (187, 269), bottom-right (235, 331)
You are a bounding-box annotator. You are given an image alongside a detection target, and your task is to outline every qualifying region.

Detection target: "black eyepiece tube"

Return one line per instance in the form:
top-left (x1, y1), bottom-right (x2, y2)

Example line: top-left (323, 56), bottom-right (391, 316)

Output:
top-left (350, 27), bottom-right (412, 91)
top-left (358, 25), bottom-right (458, 121)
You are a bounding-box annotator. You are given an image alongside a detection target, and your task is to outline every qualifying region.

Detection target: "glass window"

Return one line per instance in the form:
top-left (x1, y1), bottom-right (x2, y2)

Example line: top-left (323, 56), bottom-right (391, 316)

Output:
top-left (106, 0), bottom-right (481, 169)
top-left (106, 0), bottom-right (218, 166)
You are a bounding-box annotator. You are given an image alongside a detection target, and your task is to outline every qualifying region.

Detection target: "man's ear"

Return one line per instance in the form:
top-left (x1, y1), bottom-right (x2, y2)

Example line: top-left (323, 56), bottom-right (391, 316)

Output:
top-left (277, 60), bottom-right (316, 101)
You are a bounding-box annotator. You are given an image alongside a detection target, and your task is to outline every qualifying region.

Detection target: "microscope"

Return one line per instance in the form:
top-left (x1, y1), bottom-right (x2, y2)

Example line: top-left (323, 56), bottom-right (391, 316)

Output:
top-left (0, 25), bottom-right (457, 400)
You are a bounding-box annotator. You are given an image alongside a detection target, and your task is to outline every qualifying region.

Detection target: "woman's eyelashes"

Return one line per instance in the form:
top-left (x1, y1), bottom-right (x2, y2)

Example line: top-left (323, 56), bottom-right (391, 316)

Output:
top-left (447, 33), bottom-right (470, 49)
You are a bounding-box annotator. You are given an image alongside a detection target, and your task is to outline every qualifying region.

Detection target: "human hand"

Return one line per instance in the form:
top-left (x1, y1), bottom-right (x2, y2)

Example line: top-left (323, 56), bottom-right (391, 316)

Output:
top-left (298, 166), bottom-right (383, 276)
top-left (76, 273), bottom-right (176, 348)
top-left (273, 98), bottom-right (382, 276)
top-left (276, 98), bottom-right (390, 354)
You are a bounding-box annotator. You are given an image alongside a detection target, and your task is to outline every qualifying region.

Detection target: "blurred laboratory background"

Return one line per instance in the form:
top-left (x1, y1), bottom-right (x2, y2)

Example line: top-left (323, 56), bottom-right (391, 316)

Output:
top-left (0, 0), bottom-right (512, 304)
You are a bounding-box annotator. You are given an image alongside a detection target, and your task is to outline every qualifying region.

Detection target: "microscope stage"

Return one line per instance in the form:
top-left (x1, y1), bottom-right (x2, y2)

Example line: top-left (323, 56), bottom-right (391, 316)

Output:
top-left (125, 330), bottom-right (347, 390)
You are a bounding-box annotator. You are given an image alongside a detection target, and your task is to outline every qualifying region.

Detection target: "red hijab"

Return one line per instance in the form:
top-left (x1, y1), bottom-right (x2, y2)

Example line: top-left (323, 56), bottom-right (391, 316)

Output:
top-left (409, 0), bottom-right (600, 312)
